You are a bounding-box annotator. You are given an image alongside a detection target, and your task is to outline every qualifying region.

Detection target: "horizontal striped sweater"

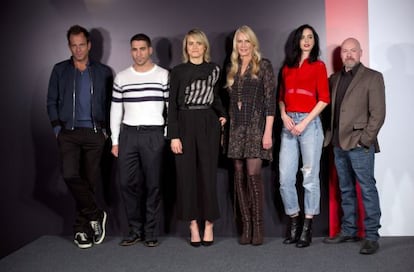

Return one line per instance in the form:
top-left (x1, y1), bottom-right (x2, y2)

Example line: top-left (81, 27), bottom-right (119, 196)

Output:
top-left (110, 64), bottom-right (169, 145)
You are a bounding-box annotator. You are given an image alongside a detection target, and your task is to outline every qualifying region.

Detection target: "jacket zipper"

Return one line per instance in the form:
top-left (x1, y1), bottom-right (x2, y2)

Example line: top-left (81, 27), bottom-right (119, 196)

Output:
top-left (88, 67), bottom-right (97, 133)
top-left (72, 68), bottom-right (76, 130)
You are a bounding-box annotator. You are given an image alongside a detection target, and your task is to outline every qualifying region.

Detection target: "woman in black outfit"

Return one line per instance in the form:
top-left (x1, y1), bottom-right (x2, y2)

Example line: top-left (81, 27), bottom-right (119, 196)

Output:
top-left (168, 29), bottom-right (227, 247)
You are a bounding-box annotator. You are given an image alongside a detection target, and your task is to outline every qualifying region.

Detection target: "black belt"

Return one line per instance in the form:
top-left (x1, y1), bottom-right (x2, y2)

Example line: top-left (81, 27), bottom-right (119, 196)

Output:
top-left (122, 124), bottom-right (164, 131)
top-left (65, 127), bottom-right (98, 131)
top-left (179, 105), bottom-right (211, 110)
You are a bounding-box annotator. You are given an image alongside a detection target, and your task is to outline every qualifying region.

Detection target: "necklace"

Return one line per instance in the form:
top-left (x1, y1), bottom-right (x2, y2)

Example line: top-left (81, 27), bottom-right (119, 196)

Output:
top-left (236, 63), bottom-right (249, 111)
top-left (237, 76), bottom-right (243, 111)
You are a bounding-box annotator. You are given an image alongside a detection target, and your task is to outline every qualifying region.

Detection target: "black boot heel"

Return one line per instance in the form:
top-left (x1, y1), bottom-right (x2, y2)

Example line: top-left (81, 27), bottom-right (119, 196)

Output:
top-left (283, 215), bottom-right (300, 244)
top-left (296, 218), bottom-right (312, 248)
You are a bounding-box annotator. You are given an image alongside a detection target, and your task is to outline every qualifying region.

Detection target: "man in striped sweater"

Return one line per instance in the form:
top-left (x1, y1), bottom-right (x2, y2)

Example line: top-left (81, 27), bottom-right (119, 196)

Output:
top-left (110, 33), bottom-right (169, 247)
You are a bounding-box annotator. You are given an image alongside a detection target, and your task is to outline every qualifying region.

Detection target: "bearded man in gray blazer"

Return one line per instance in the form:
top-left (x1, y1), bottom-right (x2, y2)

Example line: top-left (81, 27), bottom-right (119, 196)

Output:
top-left (323, 38), bottom-right (386, 255)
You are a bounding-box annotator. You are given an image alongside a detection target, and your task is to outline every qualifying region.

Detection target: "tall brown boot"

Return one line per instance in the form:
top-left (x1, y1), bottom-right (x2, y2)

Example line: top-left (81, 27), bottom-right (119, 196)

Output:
top-left (249, 175), bottom-right (264, 245)
top-left (234, 171), bottom-right (251, 244)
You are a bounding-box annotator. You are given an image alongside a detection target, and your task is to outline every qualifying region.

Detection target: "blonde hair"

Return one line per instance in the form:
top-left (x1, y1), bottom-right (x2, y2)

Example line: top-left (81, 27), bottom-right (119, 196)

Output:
top-left (226, 25), bottom-right (262, 88)
top-left (182, 29), bottom-right (211, 63)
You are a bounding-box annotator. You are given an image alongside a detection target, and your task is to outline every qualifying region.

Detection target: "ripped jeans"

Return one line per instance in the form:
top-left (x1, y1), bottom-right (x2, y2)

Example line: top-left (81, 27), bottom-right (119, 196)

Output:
top-left (279, 112), bottom-right (324, 216)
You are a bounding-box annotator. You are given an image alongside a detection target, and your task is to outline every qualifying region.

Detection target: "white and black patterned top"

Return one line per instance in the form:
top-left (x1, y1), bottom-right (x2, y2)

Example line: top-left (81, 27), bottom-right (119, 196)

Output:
top-left (167, 61), bottom-right (227, 139)
top-left (184, 64), bottom-right (219, 105)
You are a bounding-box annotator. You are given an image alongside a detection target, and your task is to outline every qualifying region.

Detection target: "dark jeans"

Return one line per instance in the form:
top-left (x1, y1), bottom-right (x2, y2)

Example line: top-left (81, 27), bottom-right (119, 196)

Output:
top-left (118, 125), bottom-right (165, 240)
top-left (58, 128), bottom-right (106, 234)
top-left (333, 146), bottom-right (381, 241)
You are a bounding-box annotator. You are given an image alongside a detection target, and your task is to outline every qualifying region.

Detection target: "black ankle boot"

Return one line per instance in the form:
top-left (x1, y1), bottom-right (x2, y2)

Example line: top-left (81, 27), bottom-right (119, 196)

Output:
top-left (296, 218), bottom-right (312, 248)
top-left (283, 215), bottom-right (300, 244)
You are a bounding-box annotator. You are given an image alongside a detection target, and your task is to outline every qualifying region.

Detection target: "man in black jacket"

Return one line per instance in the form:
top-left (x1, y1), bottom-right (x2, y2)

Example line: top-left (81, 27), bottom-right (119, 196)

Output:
top-left (47, 25), bottom-right (113, 249)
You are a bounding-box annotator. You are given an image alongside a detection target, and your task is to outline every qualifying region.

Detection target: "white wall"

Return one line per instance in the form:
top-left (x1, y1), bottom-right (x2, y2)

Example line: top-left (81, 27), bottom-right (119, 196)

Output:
top-left (369, 0), bottom-right (414, 235)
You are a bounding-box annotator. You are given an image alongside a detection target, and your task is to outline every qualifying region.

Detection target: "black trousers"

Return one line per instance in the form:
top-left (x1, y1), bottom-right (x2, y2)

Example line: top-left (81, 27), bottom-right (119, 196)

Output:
top-left (175, 109), bottom-right (221, 221)
top-left (118, 125), bottom-right (165, 240)
top-left (57, 128), bottom-right (106, 234)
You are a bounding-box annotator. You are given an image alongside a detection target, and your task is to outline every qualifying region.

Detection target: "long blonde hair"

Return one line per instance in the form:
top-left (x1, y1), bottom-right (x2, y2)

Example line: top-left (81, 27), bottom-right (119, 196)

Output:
top-left (182, 29), bottom-right (211, 63)
top-left (226, 25), bottom-right (261, 89)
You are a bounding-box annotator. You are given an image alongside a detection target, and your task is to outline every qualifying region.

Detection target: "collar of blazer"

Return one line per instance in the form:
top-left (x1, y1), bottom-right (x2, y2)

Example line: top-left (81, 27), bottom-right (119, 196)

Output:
top-left (332, 63), bottom-right (366, 96)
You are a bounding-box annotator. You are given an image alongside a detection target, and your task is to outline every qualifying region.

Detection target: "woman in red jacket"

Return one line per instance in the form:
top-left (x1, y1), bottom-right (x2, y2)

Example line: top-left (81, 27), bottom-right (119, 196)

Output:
top-left (278, 24), bottom-right (330, 248)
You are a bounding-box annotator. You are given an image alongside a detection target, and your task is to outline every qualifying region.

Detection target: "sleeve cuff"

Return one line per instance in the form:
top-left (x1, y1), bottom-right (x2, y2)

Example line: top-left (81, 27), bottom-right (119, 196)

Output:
top-left (53, 126), bottom-right (62, 136)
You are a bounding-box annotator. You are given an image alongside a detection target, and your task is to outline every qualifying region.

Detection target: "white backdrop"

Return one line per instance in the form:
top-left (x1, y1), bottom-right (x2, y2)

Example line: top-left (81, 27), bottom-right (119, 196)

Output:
top-left (369, 0), bottom-right (414, 235)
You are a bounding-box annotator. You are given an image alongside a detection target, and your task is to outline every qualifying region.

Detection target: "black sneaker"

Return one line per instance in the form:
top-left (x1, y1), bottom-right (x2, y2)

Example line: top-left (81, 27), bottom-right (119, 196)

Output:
top-left (90, 211), bottom-right (107, 244)
top-left (74, 232), bottom-right (93, 249)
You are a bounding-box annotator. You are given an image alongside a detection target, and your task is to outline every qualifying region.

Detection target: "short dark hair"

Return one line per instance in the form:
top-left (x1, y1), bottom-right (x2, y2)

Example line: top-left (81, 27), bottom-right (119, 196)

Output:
top-left (67, 25), bottom-right (90, 44)
top-left (130, 33), bottom-right (152, 47)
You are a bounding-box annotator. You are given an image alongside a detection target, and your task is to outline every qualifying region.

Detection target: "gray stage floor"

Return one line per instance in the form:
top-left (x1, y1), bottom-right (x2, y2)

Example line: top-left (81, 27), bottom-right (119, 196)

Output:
top-left (1, 236), bottom-right (413, 272)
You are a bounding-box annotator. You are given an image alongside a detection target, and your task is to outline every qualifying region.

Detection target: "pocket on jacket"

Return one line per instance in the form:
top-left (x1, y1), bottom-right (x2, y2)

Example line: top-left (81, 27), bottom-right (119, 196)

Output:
top-left (353, 122), bottom-right (367, 130)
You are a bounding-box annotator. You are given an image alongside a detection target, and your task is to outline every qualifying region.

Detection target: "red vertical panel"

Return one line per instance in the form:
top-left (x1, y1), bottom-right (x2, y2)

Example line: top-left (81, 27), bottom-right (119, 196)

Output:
top-left (325, 0), bottom-right (369, 75)
top-left (327, 150), bottom-right (342, 237)
top-left (325, 0), bottom-right (368, 238)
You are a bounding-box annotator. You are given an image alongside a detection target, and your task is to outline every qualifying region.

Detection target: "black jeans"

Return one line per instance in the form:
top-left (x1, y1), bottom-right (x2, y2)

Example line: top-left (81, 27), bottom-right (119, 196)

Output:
top-left (58, 128), bottom-right (106, 234)
top-left (118, 125), bottom-right (165, 240)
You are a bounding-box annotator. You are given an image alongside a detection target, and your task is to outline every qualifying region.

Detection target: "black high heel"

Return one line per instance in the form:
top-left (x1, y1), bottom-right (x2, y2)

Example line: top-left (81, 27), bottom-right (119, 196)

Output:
top-left (190, 241), bottom-right (202, 247)
top-left (202, 221), bottom-right (214, 246)
top-left (201, 239), bottom-right (214, 246)
top-left (189, 221), bottom-right (201, 247)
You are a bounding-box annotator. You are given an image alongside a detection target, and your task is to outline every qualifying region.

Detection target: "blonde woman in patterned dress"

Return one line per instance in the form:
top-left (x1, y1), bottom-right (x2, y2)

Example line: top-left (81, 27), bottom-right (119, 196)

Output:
top-left (226, 25), bottom-right (276, 245)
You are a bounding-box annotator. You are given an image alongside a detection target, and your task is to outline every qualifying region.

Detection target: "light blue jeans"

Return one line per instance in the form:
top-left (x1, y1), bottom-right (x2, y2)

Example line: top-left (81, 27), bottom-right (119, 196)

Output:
top-left (279, 112), bottom-right (324, 216)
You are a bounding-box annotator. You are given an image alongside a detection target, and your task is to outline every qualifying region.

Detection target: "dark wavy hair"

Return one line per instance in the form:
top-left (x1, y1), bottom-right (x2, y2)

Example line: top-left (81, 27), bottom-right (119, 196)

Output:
top-left (283, 24), bottom-right (320, 68)
top-left (66, 25), bottom-right (90, 44)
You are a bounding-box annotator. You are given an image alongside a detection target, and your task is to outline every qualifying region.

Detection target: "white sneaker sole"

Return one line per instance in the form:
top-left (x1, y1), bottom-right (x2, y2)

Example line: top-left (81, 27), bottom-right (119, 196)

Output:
top-left (74, 240), bottom-right (93, 249)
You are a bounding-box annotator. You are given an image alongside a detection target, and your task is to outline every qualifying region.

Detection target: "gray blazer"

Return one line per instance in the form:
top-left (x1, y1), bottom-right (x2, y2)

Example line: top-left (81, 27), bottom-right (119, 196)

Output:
top-left (324, 64), bottom-right (386, 152)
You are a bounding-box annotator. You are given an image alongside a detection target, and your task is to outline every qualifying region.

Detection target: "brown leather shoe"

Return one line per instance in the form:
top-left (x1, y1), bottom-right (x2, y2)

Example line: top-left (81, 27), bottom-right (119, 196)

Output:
top-left (119, 231), bottom-right (143, 246)
top-left (360, 240), bottom-right (379, 254)
top-left (323, 233), bottom-right (360, 244)
top-left (144, 240), bottom-right (159, 247)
